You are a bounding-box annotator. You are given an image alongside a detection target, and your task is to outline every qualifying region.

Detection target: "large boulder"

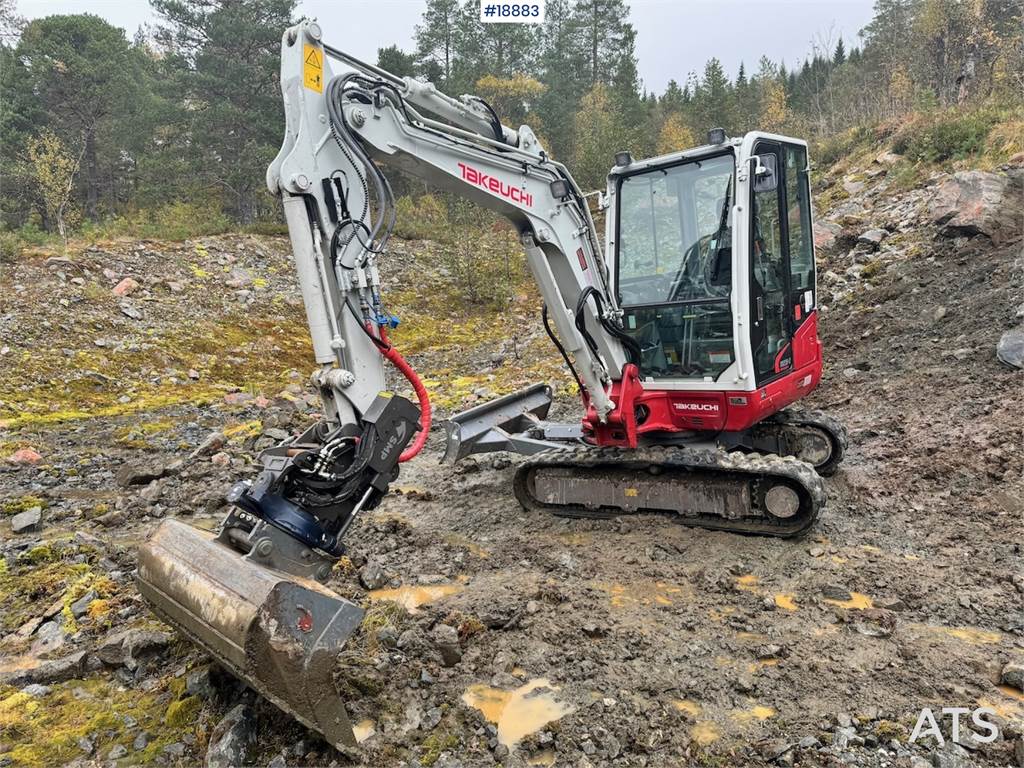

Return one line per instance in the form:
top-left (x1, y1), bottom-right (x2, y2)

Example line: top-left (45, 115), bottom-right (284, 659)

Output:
top-left (997, 326), bottom-right (1024, 369)
top-left (813, 219), bottom-right (844, 251)
top-left (929, 169), bottom-right (1024, 244)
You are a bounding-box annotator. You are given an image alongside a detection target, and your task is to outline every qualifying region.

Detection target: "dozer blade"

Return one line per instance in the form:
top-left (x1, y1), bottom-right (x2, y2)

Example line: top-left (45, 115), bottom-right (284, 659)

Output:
top-left (136, 519), bottom-right (363, 750)
top-left (441, 382), bottom-right (556, 463)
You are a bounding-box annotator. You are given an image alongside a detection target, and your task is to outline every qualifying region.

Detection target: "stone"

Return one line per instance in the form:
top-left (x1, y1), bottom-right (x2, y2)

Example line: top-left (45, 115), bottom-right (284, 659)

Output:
top-left (997, 326), bottom-right (1024, 370)
top-left (1002, 660), bottom-right (1024, 691)
top-left (108, 744), bottom-right (128, 759)
top-left (8, 448), bottom-right (42, 465)
top-left (30, 621), bottom-right (67, 656)
top-left (205, 703), bottom-right (255, 768)
top-left (11, 507), bottom-right (42, 534)
top-left (929, 169), bottom-right (1024, 244)
top-left (186, 666), bottom-right (216, 699)
top-left (163, 742), bottom-right (186, 757)
top-left (858, 228), bottom-right (888, 247)
top-left (843, 179), bottom-right (865, 195)
top-left (432, 623), bottom-right (462, 667)
top-left (116, 461), bottom-right (166, 487)
top-left (70, 590), bottom-right (97, 618)
top-left (191, 431), bottom-right (226, 458)
top-left (96, 628), bottom-right (172, 666)
top-left (0, 651), bottom-right (88, 687)
top-left (21, 684), bottom-right (50, 697)
top-left (358, 562), bottom-right (388, 591)
top-left (210, 452), bottom-right (231, 467)
top-left (112, 277), bottom-right (140, 296)
top-left (119, 301), bottom-right (143, 320)
top-left (77, 736), bottom-right (94, 755)
top-left (934, 306), bottom-right (947, 322)
top-left (267, 755), bottom-right (287, 768)
top-left (133, 732), bottom-right (150, 751)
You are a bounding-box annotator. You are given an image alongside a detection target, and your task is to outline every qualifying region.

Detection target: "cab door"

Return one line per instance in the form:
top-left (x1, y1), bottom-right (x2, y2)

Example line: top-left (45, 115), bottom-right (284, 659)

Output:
top-left (748, 140), bottom-right (817, 384)
top-left (749, 141), bottom-right (791, 383)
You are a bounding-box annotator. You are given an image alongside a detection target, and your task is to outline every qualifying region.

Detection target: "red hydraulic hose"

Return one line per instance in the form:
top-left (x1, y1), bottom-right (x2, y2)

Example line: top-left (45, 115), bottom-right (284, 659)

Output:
top-left (377, 326), bottom-right (431, 462)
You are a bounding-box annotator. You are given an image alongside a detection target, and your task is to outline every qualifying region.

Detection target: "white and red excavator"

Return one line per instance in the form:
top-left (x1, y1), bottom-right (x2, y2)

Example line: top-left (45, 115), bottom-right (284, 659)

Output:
top-left (137, 20), bottom-right (846, 750)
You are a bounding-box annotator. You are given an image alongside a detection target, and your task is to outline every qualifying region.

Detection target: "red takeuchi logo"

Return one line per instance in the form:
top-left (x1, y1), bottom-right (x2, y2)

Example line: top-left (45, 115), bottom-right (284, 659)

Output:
top-left (457, 163), bottom-right (532, 207)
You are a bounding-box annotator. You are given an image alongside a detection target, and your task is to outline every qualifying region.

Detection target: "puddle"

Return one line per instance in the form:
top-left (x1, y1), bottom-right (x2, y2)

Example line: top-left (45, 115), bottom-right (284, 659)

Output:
top-left (598, 580), bottom-right (691, 609)
top-left (527, 750), bottom-right (556, 766)
top-left (443, 533), bottom-right (491, 559)
top-left (748, 659), bottom-right (779, 674)
top-left (735, 574), bottom-right (759, 591)
top-left (462, 678), bottom-right (574, 747)
top-left (823, 592), bottom-right (873, 610)
top-left (673, 699), bottom-right (702, 717)
top-left (774, 593), bottom-right (798, 611)
top-left (730, 703), bottom-right (776, 723)
top-left (352, 719), bottom-right (376, 743)
top-left (708, 606), bottom-right (737, 622)
top-left (978, 687), bottom-right (1024, 720)
top-left (691, 721), bottom-right (720, 745)
top-left (914, 624), bottom-right (1003, 645)
top-left (368, 583), bottom-right (463, 612)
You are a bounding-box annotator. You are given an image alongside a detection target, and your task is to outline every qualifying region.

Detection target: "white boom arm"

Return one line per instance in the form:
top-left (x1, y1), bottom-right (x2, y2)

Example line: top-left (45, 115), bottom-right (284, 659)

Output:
top-left (267, 21), bottom-right (631, 431)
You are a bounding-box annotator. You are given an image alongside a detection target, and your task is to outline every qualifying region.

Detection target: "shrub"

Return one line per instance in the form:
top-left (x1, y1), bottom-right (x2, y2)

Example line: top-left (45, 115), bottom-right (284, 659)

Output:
top-left (892, 110), bottom-right (999, 164)
top-left (393, 194), bottom-right (450, 241)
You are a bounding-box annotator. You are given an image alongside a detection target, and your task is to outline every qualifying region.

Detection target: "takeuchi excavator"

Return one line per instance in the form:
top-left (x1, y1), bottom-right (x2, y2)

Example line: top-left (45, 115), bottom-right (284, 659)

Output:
top-left (138, 21), bottom-right (847, 751)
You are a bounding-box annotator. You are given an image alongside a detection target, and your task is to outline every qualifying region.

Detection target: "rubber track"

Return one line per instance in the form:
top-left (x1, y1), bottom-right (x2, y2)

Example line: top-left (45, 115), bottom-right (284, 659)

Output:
top-left (513, 446), bottom-right (826, 538)
top-left (758, 407), bottom-right (849, 477)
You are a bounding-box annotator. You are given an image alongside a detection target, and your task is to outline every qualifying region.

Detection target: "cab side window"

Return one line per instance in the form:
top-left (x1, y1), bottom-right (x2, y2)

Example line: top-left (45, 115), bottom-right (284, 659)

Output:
top-left (784, 145), bottom-right (814, 323)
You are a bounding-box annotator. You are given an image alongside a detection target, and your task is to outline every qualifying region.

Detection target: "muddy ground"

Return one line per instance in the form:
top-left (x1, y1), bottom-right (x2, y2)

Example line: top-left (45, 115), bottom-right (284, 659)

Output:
top-left (1, 156), bottom-right (1022, 768)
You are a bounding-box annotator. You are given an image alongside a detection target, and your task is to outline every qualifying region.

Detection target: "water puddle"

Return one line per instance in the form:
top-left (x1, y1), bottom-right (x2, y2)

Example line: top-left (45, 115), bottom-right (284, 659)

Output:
top-left (598, 580), bottom-right (691, 609)
top-left (673, 699), bottom-right (702, 717)
top-left (913, 624), bottom-right (1003, 645)
top-left (352, 719), bottom-right (376, 743)
top-left (462, 678), bottom-right (574, 747)
top-left (368, 583), bottom-right (463, 613)
top-left (823, 592), bottom-right (873, 610)
top-left (527, 750), bottom-right (556, 766)
top-left (691, 721), bottom-right (720, 745)
top-left (978, 687), bottom-right (1024, 720)
top-left (735, 574), bottom-right (759, 591)
top-left (774, 593), bottom-right (798, 611)
top-left (730, 703), bottom-right (777, 723)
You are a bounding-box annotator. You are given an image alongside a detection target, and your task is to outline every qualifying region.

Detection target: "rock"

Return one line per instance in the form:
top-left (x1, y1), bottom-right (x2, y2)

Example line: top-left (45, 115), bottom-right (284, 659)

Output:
top-left (133, 732), bottom-right (150, 751)
top-left (96, 628), bottom-right (172, 666)
top-left (858, 228), bottom-right (888, 248)
top-left (187, 666), bottom-right (217, 699)
top-left (140, 480), bottom-right (163, 503)
top-left (77, 736), bottom-right (94, 755)
top-left (70, 590), bottom-right (97, 618)
top-left (432, 623), bottom-right (462, 667)
top-left (267, 755), bottom-right (287, 768)
top-left (119, 301), bottom-right (143, 320)
top-left (30, 621), bottom-right (67, 656)
top-left (1002, 660), bottom-right (1024, 691)
top-left (929, 169), bottom-right (1024, 244)
top-left (8, 448), bottom-right (42, 465)
top-left (224, 392), bottom-right (254, 406)
top-left (842, 367), bottom-right (861, 380)
top-left (21, 684), bottom-right (50, 697)
top-left (163, 742), bottom-right (186, 758)
top-left (358, 562), bottom-right (388, 591)
top-left (94, 509), bottom-right (127, 528)
top-left (0, 651), bottom-right (87, 686)
top-left (205, 703), bottom-right (255, 768)
top-left (808, 546), bottom-right (825, 557)
top-left (11, 506), bottom-right (42, 534)
top-left (843, 179), bottom-right (865, 195)
top-left (210, 452), bottom-right (231, 467)
top-left (108, 744), bottom-right (128, 759)
top-left (934, 306), bottom-right (947, 322)
top-left (191, 431), bottom-right (226, 458)
top-left (116, 461), bottom-right (166, 487)
top-left (997, 326), bottom-right (1024, 369)
top-left (112, 277), bottom-right (140, 296)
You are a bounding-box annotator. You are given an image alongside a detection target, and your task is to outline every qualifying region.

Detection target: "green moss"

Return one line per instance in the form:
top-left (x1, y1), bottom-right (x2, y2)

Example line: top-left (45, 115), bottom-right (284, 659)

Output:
top-left (420, 731), bottom-right (459, 766)
top-left (19, 544), bottom-right (59, 565)
top-left (165, 695), bottom-right (202, 727)
top-left (2, 495), bottom-right (48, 515)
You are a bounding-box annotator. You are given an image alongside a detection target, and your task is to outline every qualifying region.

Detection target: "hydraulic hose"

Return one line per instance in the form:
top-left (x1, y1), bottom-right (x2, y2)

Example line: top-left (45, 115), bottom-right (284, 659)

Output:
top-left (377, 327), bottom-right (431, 462)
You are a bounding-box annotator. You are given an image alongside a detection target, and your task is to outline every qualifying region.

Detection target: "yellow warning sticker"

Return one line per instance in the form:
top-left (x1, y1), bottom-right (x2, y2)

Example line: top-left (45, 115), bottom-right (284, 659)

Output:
top-left (303, 43), bottom-right (323, 93)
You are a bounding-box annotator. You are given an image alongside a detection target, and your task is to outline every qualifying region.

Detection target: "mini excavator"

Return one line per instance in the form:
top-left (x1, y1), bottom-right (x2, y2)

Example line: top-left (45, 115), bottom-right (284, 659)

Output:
top-left (138, 21), bottom-right (847, 750)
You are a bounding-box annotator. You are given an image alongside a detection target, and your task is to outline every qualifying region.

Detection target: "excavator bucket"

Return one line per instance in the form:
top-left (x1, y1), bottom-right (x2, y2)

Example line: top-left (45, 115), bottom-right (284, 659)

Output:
top-left (136, 519), bottom-right (363, 750)
top-left (441, 382), bottom-right (557, 463)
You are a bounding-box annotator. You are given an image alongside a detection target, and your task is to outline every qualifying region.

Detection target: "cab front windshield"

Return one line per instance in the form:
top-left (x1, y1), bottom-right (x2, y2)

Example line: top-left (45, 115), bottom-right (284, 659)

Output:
top-left (616, 152), bottom-right (736, 379)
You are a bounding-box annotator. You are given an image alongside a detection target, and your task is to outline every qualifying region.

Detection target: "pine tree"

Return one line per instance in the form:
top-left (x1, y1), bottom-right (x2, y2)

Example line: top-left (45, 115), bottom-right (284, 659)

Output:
top-left (414, 0), bottom-right (460, 88)
top-left (833, 38), bottom-right (846, 66)
top-left (377, 45), bottom-right (417, 79)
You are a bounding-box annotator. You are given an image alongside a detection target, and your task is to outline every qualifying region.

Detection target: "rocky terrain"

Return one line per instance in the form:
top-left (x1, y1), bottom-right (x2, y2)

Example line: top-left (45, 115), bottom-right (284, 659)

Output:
top-left (1, 151), bottom-right (1022, 768)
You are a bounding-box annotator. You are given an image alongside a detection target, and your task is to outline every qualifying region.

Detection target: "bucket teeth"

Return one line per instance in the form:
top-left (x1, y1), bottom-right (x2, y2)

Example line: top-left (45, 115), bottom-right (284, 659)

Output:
top-left (137, 519), bottom-right (363, 750)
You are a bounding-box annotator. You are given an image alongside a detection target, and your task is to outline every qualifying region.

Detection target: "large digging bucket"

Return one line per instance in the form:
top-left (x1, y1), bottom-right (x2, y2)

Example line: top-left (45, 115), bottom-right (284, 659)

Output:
top-left (441, 382), bottom-right (555, 463)
top-left (136, 519), bottom-right (363, 749)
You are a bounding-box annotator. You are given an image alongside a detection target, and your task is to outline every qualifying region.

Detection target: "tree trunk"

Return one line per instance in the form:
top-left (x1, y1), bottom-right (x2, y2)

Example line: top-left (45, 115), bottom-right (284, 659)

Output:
top-left (85, 129), bottom-right (98, 221)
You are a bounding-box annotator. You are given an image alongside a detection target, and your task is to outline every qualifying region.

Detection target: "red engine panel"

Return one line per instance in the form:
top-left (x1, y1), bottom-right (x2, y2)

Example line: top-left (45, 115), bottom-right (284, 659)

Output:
top-left (582, 312), bottom-right (823, 445)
